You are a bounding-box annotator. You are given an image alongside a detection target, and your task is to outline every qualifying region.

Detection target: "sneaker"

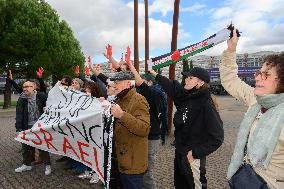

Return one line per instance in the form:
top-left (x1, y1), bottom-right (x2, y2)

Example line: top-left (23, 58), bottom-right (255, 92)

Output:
top-left (90, 172), bottom-right (100, 184)
top-left (15, 164), bottom-right (32, 173)
top-left (78, 171), bottom-right (92, 179)
top-left (45, 165), bottom-right (51, 175)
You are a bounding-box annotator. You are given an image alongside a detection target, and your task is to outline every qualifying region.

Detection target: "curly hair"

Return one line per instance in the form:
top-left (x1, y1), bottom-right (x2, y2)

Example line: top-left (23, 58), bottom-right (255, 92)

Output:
top-left (264, 53), bottom-right (284, 93)
top-left (84, 81), bottom-right (104, 98)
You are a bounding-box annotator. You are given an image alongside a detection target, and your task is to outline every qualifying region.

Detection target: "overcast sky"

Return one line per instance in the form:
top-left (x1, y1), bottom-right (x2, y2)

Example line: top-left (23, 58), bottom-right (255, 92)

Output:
top-left (46, 0), bottom-right (284, 64)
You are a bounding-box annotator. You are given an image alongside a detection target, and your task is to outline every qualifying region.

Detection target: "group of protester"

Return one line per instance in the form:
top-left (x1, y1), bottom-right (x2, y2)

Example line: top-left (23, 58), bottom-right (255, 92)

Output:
top-left (9, 28), bottom-right (284, 189)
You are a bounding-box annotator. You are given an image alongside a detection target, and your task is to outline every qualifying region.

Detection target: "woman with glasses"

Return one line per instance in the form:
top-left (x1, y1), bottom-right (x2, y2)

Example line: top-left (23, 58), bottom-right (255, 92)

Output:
top-left (220, 29), bottom-right (284, 188)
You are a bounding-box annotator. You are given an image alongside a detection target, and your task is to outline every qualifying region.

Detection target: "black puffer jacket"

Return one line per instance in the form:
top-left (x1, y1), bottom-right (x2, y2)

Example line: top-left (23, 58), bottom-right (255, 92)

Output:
top-left (155, 74), bottom-right (224, 159)
top-left (15, 92), bottom-right (47, 132)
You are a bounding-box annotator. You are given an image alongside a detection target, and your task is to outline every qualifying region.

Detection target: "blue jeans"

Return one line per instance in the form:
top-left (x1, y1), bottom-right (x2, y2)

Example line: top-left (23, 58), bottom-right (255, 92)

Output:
top-left (120, 173), bottom-right (144, 189)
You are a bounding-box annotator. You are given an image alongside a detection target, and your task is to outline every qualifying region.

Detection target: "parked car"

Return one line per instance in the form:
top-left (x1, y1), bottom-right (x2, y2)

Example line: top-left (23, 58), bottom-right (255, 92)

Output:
top-left (0, 76), bottom-right (6, 94)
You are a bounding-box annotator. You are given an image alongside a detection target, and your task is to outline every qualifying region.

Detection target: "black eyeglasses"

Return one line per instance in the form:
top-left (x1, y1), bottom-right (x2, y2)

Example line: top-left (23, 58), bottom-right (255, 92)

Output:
top-left (254, 70), bottom-right (270, 80)
top-left (254, 70), bottom-right (277, 80)
top-left (23, 85), bottom-right (33, 88)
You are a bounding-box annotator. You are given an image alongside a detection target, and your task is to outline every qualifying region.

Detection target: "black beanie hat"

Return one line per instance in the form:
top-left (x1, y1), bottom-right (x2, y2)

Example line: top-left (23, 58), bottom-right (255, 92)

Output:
top-left (181, 67), bottom-right (210, 83)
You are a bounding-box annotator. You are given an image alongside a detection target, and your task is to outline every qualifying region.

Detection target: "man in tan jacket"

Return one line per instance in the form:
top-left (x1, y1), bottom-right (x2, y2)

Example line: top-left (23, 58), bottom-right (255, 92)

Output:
top-left (110, 71), bottom-right (150, 189)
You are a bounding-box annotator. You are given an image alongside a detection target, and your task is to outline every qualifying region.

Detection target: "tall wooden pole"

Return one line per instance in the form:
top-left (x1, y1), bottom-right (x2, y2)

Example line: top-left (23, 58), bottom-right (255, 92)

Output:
top-left (134, 0), bottom-right (139, 72)
top-left (168, 0), bottom-right (180, 133)
top-left (144, 0), bottom-right (149, 72)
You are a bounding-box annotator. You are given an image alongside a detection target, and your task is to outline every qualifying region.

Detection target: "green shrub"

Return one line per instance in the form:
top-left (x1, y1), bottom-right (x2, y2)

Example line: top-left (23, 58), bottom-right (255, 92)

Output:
top-left (0, 100), bottom-right (17, 107)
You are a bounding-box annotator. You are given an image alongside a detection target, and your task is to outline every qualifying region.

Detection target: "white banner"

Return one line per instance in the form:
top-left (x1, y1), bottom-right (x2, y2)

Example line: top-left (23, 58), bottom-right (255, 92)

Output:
top-left (15, 83), bottom-right (113, 188)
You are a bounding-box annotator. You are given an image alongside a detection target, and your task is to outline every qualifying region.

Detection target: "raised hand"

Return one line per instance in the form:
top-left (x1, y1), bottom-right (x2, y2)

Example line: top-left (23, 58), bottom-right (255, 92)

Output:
top-left (36, 67), bottom-right (44, 78)
top-left (91, 64), bottom-right (101, 76)
top-left (125, 46), bottom-right (131, 66)
top-left (227, 28), bottom-right (239, 52)
top-left (88, 56), bottom-right (91, 64)
top-left (105, 44), bottom-right (112, 59)
top-left (86, 56), bottom-right (92, 76)
top-left (75, 65), bottom-right (80, 77)
top-left (88, 56), bottom-right (94, 70)
top-left (103, 51), bottom-right (116, 71)
top-left (85, 66), bottom-right (90, 76)
top-left (128, 58), bottom-right (143, 86)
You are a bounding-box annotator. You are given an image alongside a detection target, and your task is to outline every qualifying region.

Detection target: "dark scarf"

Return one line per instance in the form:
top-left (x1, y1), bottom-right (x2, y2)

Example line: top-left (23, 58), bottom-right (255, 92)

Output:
top-left (176, 87), bottom-right (210, 108)
top-left (114, 86), bottom-right (134, 102)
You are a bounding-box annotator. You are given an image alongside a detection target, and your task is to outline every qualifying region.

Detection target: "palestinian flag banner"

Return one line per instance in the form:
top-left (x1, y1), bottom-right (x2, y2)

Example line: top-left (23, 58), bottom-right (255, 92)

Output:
top-left (148, 25), bottom-right (239, 70)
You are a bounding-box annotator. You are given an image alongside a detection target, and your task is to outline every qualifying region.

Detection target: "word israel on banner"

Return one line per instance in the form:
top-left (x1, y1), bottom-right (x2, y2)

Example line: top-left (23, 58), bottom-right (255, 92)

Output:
top-left (148, 24), bottom-right (241, 70)
top-left (15, 83), bottom-right (114, 188)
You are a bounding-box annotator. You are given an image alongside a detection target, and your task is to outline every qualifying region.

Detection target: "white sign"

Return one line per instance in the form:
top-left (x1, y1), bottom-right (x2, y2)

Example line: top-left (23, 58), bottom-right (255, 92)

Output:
top-left (15, 84), bottom-right (113, 187)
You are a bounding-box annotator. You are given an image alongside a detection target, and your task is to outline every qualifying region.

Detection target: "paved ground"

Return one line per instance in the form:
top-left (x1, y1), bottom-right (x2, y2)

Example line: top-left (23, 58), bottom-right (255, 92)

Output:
top-left (0, 94), bottom-right (19, 101)
top-left (0, 96), bottom-right (248, 189)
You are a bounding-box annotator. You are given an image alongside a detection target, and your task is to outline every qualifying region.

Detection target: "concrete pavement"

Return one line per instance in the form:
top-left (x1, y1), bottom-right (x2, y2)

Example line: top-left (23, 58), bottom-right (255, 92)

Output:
top-left (0, 96), bottom-right (247, 189)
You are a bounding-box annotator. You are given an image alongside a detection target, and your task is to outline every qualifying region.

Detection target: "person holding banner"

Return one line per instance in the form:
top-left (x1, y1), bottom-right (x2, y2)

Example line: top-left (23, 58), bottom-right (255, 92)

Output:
top-left (56, 77), bottom-right (85, 168)
top-left (59, 75), bottom-right (72, 89)
top-left (221, 29), bottom-right (284, 189)
top-left (71, 78), bottom-right (84, 91)
top-left (76, 81), bottom-right (106, 184)
top-left (109, 71), bottom-right (150, 189)
top-left (84, 80), bottom-right (104, 98)
top-left (149, 67), bottom-right (224, 189)
top-left (14, 80), bottom-right (52, 175)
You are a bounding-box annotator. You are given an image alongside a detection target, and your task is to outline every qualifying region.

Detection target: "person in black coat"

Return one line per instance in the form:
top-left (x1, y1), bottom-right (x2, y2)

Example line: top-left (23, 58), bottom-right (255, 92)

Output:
top-left (8, 69), bottom-right (48, 164)
top-left (128, 62), bottom-right (167, 189)
top-left (149, 67), bottom-right (224, 189)
top-left (14, 80), bottom-right (52, 175)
